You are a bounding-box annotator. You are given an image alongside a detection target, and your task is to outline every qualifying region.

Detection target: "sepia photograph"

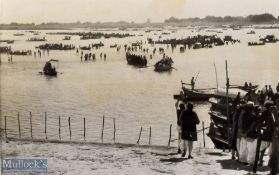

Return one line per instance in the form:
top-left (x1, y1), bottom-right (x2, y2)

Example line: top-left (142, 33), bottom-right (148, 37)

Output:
top-left (0, 0), bottom-right (279, 174)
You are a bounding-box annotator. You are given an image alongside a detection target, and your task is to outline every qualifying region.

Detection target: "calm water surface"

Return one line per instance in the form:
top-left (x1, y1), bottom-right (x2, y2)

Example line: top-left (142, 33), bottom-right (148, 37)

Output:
top-left (1, 28), bottom-right (279, 146)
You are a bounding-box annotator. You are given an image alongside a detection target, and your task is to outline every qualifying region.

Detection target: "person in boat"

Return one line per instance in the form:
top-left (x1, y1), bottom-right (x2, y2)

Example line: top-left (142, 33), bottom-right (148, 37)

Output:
top-left (175, 100), bottom-right (185, 154)
top-left (244, 90), bottom-right (252, 102)
top-left (249, 82), bottom-right (252, 87)
top-left (237, 101), bottom-right (258, 165)
top-left (179, 103), bottom-right (200, 158)
top-left (191, 77), bottom-right (195, 90)
top-left (258, 90), bottom-right (266, 106)
top-left (244, 82), bottom-right (248, 88)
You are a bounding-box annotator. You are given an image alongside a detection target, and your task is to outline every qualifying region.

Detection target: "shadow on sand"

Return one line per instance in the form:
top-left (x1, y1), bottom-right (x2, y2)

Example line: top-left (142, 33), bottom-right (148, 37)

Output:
top-left (160, 157), bottom-right (188, 163)
top-left (216, 159), bottom-right (270, 173)
top-left (151, 152), bottom-right (178, 157)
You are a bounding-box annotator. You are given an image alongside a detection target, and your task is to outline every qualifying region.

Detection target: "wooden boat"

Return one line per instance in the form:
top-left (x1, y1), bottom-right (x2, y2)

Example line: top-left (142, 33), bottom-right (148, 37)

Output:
top-left (27, 37), bottom-right (46, 42)
top-left (207, 132), bottom-right (229, 149)
top-left (126, 53), bottom-right (147, 67)
top-left (13, 33), bottom-right (24, 36)
top-left (79, 46), bottom-right (91, 50)
top-left (247, 30), bottom-right (256, 34)
top-left (209, 111), bottom-right (228, 126)
top-left (248, 42), bottom-right (265, 46)
top-left (154, 57), bottom-right (173, 72)
top-left (43, 61), bottom-right (57, 76)
top-left (110, 44), bottom-right (117, 48)
top-left (182, 87), bottom-right (216, 101)
top-left (63, 36), bottom-right (71, 40)
top-left (230, 84), bottom-right (258, 91)
top-left (207, 88), bottom-right (247, 150)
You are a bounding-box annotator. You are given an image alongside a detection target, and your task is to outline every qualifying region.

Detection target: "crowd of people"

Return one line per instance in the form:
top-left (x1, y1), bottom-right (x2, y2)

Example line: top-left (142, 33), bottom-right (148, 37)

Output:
top-left (36, 43), bottom-right (75, 50)
top-left (229, 84), bottom-right (279, 171)
top-left (175, 83), bottom-right (279, 173)
top-left (150, 34), bottom-right (240, 52)
top-left (126, 53), bottom-right (147, 67)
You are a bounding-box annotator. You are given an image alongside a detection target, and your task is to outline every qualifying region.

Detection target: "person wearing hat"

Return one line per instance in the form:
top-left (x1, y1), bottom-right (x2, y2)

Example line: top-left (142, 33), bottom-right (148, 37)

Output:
top-left (175, 100), bottom-right (185, 153)
top-left (179, 102), bottom-right (200, 158)
top-left (237, 101), bottom-right (258, 165)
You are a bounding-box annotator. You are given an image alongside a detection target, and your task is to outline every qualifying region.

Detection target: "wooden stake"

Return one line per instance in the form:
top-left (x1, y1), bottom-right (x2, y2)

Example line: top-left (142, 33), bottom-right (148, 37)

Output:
top-left (84, 117), bottom-right (86, 141)
top-left (4, 116), bottom-right (7, 138)
top-left (137, 127), bottom-right (142, 144)
top-left (59, 116), bottom-right (61, 140)
top-left (68, 117), bottom-right (71, 140)
top-left (253, 125), bottom-right (262, 173)
top-left (45, 112), bottom-right (47, 139)
top-left (30, 112), bottom-right (33, 138)
top-left (18, 112), bottom-right (21, 138)
top-left (168, 124), bottom-right (172, 146)
top-left (202, 121), bottom-right (206, 148)
top-left (113, 118), bottom-right (116, 143)
top-left (149, 126), bottom-right (152, 145)
top-left (101, 115), bottom-right (104, 143)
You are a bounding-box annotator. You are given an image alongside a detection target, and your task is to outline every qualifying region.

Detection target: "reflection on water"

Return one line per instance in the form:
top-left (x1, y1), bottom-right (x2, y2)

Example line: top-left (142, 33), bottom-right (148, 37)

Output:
top-left (1, 28), bottom-right (279, 146)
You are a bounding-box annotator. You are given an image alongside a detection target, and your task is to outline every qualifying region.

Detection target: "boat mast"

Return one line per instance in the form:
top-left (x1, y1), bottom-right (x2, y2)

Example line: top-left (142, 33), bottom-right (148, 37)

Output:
top-left (225, 60), bottom-right (230, 125)
top-left (214, 63), bottom-right (219, 96)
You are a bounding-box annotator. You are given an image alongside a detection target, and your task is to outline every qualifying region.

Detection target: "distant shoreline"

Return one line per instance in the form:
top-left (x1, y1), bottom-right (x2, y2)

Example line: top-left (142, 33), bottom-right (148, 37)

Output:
top-left (0, 22), bottom-right (278, 30)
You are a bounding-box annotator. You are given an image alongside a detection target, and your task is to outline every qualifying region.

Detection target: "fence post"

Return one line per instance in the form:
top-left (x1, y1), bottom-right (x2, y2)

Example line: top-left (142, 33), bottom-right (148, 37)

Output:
top-left (59, 116), bottom-right (61, 140)
top-left (137, 127), bottom-right (142, 144)
top-left (30, 112), bottom-right (33, 139)
top-left (45, 112), bottom-right (47, 139)
top-left (84, 117), bottom-right (86, 141)
top-left (5, 116), bottom-right (7, 138)
top-left (18, 112), bottom-right (21, 138)
top-left (101, 115), bottom-right (104, 143)
top-left (68, 117), bottom-right (71, 140)
top-left (202, 121), bottom-right (205, 148)
top-left (149, 126), bottom-right (151, 145)
top-left (113, 118), bottom-right (116, 143)
top-left (168, 124), bottom-right (172, 146)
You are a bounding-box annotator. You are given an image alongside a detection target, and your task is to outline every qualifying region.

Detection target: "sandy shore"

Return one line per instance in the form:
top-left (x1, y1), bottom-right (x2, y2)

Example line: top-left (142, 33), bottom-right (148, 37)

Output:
top-left (1, 139), bottom-right (271, 175)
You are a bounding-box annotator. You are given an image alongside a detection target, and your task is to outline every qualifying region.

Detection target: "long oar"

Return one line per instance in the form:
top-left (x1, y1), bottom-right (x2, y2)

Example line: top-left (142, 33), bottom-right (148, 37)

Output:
top-left (194, 71), bottom-right (200, 83)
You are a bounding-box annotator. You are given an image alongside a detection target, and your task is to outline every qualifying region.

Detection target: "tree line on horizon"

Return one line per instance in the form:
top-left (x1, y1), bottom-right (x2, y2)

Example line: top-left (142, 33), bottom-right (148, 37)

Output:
top-left (164, 13), bottom-right (278, 24)
top-left (0, 13), bottom-right (278, 28)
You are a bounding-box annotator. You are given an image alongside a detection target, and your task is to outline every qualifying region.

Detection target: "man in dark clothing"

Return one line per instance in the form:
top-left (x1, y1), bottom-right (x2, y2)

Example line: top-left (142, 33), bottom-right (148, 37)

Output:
top-left (175, 100), bottom-right (185, 153)
top-left (259, 101), bottom-right (274, 165)
top-left (180, 103), bottom-right (200, 158)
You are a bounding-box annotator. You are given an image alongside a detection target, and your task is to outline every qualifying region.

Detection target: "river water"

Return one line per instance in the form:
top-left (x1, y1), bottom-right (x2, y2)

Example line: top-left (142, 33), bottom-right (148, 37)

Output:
top-left (1, 28), bottom-right (279, 146)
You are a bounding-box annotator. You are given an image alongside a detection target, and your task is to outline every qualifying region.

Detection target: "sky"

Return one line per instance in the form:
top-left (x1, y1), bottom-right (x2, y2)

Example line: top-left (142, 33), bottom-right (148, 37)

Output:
top-left (0, 0), bottom-right (279, 23)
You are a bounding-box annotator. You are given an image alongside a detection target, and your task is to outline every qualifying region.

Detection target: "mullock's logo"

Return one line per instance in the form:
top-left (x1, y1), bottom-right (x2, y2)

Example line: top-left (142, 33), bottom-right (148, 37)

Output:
top-left (2, 159), bottom-right (47, 173)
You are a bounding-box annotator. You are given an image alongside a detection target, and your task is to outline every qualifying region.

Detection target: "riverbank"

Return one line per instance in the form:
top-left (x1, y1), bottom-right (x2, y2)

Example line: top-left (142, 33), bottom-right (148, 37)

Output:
top-left (1, 139), bottom-right (270, 175)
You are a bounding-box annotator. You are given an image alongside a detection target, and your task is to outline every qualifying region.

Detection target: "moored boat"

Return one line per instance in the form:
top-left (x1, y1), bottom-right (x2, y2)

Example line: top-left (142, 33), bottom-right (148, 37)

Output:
top-left (154, 57), bottom-right (173, 72)
top-left (247, 30), bottom-right (256, 34)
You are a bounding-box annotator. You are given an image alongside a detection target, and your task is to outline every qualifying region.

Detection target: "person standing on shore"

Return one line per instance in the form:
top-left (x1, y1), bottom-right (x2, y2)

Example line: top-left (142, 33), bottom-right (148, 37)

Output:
top-left (180, 103), bottom-right (200, 158)
top-left (175, 100), bottom-right (185, 153)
